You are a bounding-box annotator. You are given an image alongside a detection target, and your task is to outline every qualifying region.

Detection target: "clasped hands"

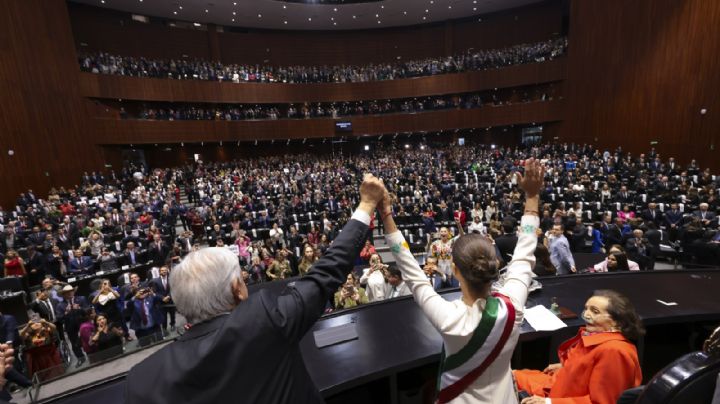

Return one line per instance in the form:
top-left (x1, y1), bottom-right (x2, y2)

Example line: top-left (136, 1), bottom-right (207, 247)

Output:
top-left (358, 174), bottom-right (392, 216)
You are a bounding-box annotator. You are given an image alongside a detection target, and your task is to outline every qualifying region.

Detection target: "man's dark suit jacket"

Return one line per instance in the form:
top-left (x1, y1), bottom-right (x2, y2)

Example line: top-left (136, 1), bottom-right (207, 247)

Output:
top-left (495, 234), bottom-right (518, 263)
top-left (125, 217), bottom-right (368, 404)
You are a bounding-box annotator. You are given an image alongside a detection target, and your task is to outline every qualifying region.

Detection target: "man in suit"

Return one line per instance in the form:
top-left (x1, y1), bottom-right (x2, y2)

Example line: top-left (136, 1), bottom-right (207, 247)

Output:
top-left (640, 202), bottom-right (663, 226)
top-left (385, 267), bottom-right (411, 299)
top-left (68, 249), bottom-right (94, 275)
top-left (123, 242), bottom-right (146, 267)
top-left (147, 234), bottom-right (170, 265)
top-left (125, 174), bottom-right (385, 404)
top-left (127, 287), bottom-right (164, 347)
top-left (149, 266), bottom-right (175, 332)
top-left (495, 219), bottom-right (518, 264)
top-left (694, 203), bottom-right (716, 229)
top-left (664, 202), bottom-right (683, 241)
top-left (549, 224), bottom-right (576, 274)
top-left (29, 289), bottom-right (61, 332)
top-left (56, 285), bottom-right (90, 366)
top-left (625, 229), bottom-right (652, 270)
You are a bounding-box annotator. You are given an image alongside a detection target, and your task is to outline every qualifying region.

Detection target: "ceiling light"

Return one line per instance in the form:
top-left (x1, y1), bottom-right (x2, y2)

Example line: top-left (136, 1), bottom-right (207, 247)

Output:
top-left (473, 0), bottom-right (477, 3)
top-left (284, 20), bottom-right (288, 24)
top-left (232, 11), bottom-right (236, 15)
top-left (233, 2), bottom-right (237, 5)
top-left (377, 20), bottom-right (381, 24)
top-left (173, 11), bottom-right (177, 14)
top-left (193, 22), bottom-right (201, 26)
top-left (448, 5), bottom-right (452, 9)
top-left (333, 22), bottom-right (337, 25)
top-left (473, 7), bottom-right (477, 11)
top-left (205, 9), bottom-right (208, 13)
top-left (423, 16), bottom-right (427, 20)
top-left (333, 7), bottom-right (337, 12)
top-left (430, 0), bottom-right (434, 3)
top-left (232, 18), bottom-right (235, 22)
top-left (375, 14), bottom-right (379, 17)
top-left (283, 5), bottom-right (286, 9)
top-left (381, 5), bottom-right (384, 9)
top-left (257, 14), bottom-right (262, 18)
top-left (179, 6), bottom-right (182, 9)
top-left (308, 17), bottom-right (312, 21)
top-left (352, 15), bottom-right (356, 19)
top-left (331, 17), bottom-right (334, 20)
top-left (403, 11), bottom-right (407, 15)
top-left (100, 0), bottom-right (105, 3)
top-left (425, 9), bottom-right (429, 12)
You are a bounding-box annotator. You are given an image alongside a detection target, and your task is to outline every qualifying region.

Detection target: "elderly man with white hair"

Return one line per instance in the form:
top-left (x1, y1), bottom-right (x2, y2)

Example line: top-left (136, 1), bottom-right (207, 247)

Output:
top-left (694, 202), bottom-right (717, 228)
top-left (125, 174), bottom-right (387, 404)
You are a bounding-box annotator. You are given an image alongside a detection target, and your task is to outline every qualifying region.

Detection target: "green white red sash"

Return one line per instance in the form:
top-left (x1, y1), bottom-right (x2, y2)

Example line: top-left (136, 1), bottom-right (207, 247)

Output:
top-left (436, 292), bottom-right (516, 403)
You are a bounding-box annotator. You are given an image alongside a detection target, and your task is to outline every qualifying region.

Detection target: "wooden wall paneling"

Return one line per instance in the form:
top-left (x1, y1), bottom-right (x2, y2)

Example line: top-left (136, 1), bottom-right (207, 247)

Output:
top-left (78, 59), bottom-right (566, 104)
top-left (90, 100), bottom-right (565, 145)
top-left (562, 0), bottom-right (720, 170)
top-left (0, 0), bottom-right (102, 208)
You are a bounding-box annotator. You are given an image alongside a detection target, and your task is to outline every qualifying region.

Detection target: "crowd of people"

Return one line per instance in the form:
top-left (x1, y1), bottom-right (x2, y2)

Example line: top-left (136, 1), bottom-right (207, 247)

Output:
top-left (1, 140), bottom-right (719, 392)
top-left (127, 84), bottom-right (557, 121)
top-left (78, 37), bottom-right (567, 84)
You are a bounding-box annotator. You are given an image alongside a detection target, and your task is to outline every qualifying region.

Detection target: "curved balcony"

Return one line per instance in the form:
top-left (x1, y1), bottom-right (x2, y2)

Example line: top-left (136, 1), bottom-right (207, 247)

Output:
top-left (91, 99), bottom-right (565, 144)
top-left (79, 59), bottom-right (565, 104)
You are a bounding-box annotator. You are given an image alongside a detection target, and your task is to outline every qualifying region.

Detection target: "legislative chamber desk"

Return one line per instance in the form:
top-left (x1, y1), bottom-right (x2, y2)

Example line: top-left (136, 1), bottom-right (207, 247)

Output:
top-left (46, 269), bottom-right (720, 403)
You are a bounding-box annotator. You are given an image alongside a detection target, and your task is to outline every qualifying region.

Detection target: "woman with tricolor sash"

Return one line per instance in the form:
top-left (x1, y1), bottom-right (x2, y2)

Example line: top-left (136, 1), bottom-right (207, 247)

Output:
top-left (379, 158), bottom-right (545, 403)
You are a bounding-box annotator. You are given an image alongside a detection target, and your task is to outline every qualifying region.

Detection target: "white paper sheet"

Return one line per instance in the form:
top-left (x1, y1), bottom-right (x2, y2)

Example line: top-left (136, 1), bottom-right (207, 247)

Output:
top-left (524, 305), bottom-right (568, 331)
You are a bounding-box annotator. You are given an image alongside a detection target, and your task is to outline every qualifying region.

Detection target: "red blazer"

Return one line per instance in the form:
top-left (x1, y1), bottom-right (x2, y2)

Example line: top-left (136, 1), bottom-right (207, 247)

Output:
top-left (515, 327), bottom-right (642, 404)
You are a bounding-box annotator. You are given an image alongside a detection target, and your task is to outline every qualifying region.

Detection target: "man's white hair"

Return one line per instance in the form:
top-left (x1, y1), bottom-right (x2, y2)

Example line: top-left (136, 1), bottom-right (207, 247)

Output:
top-left (170, 247), bottom-right (242, 324)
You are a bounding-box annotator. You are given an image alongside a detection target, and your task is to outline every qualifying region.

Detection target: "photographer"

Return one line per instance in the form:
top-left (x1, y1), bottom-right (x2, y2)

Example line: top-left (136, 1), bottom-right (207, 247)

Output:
top-left (90, 313), bottom-right (123, 353)
top-left (127, 287), bottom-right (163, 346)
top-left (19, 317), bottom-right (63, 380)
top-left (359, 253), bottom-right (389, 302)
top-left (334, 273), bottom-right (369, 309)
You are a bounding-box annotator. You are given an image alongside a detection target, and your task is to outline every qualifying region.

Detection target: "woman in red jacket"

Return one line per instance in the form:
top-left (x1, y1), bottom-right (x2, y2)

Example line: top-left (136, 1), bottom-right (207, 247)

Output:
top-left (515, 290), bottom-right (644, 404)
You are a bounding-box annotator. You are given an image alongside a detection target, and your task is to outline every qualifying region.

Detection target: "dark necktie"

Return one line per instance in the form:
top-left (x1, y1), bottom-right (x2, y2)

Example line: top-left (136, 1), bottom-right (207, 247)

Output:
top-left (45, 300), bottom-right (54, 321)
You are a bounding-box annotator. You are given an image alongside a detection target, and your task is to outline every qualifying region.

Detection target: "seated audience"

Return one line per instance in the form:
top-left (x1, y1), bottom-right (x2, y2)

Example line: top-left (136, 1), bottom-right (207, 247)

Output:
top-left (592, 245), bottom-right (640, 272)
top-left (514, 290), bottom-right (644, 404)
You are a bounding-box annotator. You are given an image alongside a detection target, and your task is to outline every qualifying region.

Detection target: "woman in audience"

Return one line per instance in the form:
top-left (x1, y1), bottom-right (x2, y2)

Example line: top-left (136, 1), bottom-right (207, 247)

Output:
top-left (297, 244), bottom-right (318, 276)
top-left (3, 249), bottom-right (26, 278)
top-left (617, 204), bottom-right (636, 223)
top-left (265, 250), bottom-right (292, 281)
top-left (380, 158), bottom-right (544, 403)
top-left (92, 279), bottom-right (124, 330)
top-left (317, 234), bottom-right (331, 255)
top-left (359, 240), bottom-right (377, 263)
top-left (533, 243), bottom-right (557, 276)
top-left (592, 245), bottom-right (640, 272)
top-left (90, 313), bottom-right (124, 352)
top-left (605, 251), bottom-right (631, 272)
top-left (514, 290), bottom-right (644, 404)
top-left (334, 273), bottom-right (369, 310)
top-left (591, 222), bottom-right (605, 254)
top-left (79, 308), bottom-right (97, 357)
top-left (20, 318), bottom-right (64, 380)
top-left (359, 254), bottom-right (390, 302)
top-left (247, 256), bottom-right (266, 283)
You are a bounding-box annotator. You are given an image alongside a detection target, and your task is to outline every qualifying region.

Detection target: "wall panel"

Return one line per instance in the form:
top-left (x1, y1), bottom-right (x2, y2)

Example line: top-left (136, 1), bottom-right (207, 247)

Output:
top-left (562, 0), bottom-right (720, 170)
top-left (0, 0), bottom-right (102, 208)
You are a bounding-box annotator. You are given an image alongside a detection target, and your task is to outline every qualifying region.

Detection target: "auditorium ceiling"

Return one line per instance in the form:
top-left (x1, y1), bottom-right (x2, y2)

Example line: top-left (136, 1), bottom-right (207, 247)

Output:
top-left (70, 0), bottom-right (543, 30)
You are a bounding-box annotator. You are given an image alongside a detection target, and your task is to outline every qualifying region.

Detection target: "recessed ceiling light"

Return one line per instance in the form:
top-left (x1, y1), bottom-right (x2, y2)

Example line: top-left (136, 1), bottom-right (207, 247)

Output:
top-left (330, 17), bottom-right (334, 20)
top-left (232, 11), bottom-right (236, 15)
top-left (430, 0), bottom-right (434, 4)
top-left (333, 22), bottom-right (337, 25)
top-left (448, 5), bottom-right (452, 9)
top-left (377, 20), bottom-right (381, 24)
top-left (352, 15), bottom-right (356, 19)
top-left (283, 5), bottom-right (286, 9)
top-left (403, 11), bottom-right (407, 15)
top-left (473, 1), bottom-right (477, 3)
top-left (178, 6), bottom-right (182, 9)
top-left (257, 14), bottom-right (262, 18)
top-left (233, 2), bottom-right (237, 5)
top-left (283, 20), bottom-right (288, 24)
top-left (375, 14), bottom-right (379, 17)
top-left (381, 5), bottom-right (384, 8)
top-left (100, 0), bottom-right (104, 3)
top-left (423, 16), bottom-right (427, 20)
top-left (232, 18), bottom-right (235, 22)
top-left (308, 17), bottom-right (312, 21)
top-left (473, 7), bottom-right (477, 11)
top-left (333, 7), bottom-right (337, 12)
top-left (173, 11), bottom-right (177, 14)
top-left (193, 22), bottom-right (201, 26)
top-left (205, 9), bottom-right (208, 13)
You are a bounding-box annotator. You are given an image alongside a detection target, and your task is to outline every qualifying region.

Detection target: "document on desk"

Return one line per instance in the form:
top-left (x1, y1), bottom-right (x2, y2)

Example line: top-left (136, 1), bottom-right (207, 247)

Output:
top-left (524, 305), bottom-right (568, 331)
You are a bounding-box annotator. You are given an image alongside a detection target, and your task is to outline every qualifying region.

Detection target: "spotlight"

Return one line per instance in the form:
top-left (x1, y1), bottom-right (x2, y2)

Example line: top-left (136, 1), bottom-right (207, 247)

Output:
top-left (364, 145), bottom-right (370, 151)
